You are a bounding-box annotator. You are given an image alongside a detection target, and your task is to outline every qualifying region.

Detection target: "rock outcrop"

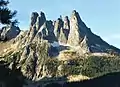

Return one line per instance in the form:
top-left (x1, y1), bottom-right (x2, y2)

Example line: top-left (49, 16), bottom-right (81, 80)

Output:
top-left (0, 24), bottom-right (20, 41)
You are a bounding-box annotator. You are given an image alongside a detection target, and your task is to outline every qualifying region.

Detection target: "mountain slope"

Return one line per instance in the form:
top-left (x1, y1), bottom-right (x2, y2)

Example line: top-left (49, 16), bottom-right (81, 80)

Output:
top-left (0, 10), bottom-right (120, 87)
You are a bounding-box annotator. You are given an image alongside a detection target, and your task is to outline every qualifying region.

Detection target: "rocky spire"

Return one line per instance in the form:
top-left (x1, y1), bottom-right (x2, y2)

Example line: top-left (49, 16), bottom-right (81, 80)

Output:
top-left (54, 18), bottom-right (64, 39)
top-left (67, 10), bottom-right (84, 46)
top-left (34, 20), bottom-right (57, 43)
top-left (63, 16), bottom-right (70, 40)
top-left (36, 11), bottom-right (46, 30)
top-left (63, 16), bottom-right (70, 30)
top-left (45, 20), bottom-right (57, 42)
top-left (24, 11), bottom-right (47, 43)
top-left (30, 12), bottom-right (39, 27)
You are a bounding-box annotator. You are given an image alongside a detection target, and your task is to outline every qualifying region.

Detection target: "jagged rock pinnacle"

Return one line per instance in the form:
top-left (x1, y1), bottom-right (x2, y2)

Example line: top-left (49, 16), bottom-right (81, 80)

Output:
top-left (30, 11), bottom-right (46, 31)
top-left (71, 10), bottom-right (82, 23)
top-left (54, 18), bottom-right (63, 39)
top-left (30, 12), bottom-right (39, 26)
top-left (63, 16), bottom-right (70, 41)
top-left (35, 11), bottom-right (46, 30)
top-left (67, 10), bottom-right (84, 46)
top-left (63, 16), bottom-right (70, 30)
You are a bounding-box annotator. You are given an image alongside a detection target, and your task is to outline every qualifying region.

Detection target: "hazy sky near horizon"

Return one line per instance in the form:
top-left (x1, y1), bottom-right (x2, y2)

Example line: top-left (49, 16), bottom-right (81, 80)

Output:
top-left (8, 0), bottom-right (120, 48)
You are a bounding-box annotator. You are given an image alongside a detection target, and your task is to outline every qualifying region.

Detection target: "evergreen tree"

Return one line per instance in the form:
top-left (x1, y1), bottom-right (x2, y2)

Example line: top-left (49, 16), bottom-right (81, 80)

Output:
top-left (0, 0), bottom-right (17, 25)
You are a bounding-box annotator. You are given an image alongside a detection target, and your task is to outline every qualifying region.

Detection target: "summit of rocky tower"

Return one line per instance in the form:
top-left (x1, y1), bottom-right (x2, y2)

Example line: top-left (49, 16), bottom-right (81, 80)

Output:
top-left (63, 16), bottom-right (70, 30)
top-left (67, 10), bottom-right (84, 46)
top-left (36, 11), bottom-right (46, 30)
top-left (30, 11), bottom-right (46, 31)
top-left (30, 12), bottom-right (39, 27)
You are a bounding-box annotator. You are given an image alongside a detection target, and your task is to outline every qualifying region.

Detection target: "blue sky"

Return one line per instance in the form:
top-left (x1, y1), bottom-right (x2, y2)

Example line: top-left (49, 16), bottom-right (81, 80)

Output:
top-left (8, 0), bottom-right (120, 48)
